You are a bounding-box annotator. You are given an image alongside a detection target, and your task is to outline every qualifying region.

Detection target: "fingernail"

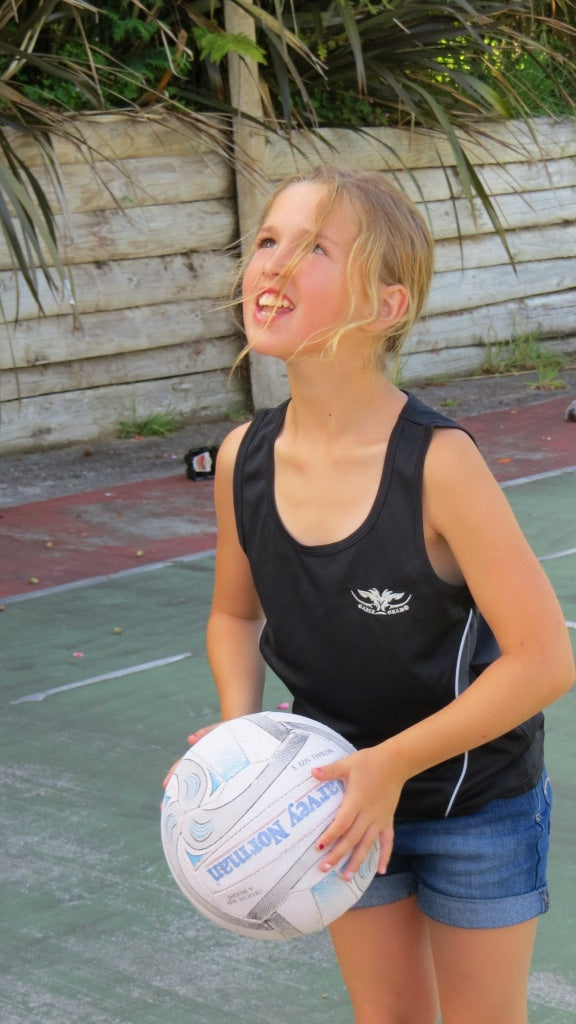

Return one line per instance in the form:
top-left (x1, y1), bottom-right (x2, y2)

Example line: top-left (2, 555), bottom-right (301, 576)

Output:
top-left (317, 842), bottom-right (325, 851)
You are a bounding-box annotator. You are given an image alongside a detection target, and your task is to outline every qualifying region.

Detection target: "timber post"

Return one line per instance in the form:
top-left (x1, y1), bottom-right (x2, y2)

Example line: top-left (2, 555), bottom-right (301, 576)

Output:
top-left (224, 1), bottom-right (289, 409)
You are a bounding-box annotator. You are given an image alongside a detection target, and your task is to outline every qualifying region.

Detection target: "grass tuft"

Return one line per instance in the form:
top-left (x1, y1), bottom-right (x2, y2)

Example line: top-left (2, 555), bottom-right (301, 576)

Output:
top-left (477, 331), bottom-right (566, 390)
top-left (118, 404), bottom-right (181, 439)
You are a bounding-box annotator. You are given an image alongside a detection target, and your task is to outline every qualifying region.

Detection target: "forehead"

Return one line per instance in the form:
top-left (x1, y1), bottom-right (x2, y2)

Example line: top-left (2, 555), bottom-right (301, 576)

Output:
top-left (265, 181), bottom-right (358, 237)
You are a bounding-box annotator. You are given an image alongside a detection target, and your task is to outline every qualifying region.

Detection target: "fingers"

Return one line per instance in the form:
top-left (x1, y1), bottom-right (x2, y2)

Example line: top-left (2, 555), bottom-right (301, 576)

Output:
top-left (377, 826), bottom-right (395, 875)
top-left (163, 723), bottom-right (221, 791)
top-left (163, 724), bottom-right (219, 791)
top-left (311, 754), bottom-right (397, 880)
top-left (162, 758), bottom-right (181, 789)
top-left (187, 723), bottom-right (219, 745)
top-left (317, 811), bottom-right (380, 880)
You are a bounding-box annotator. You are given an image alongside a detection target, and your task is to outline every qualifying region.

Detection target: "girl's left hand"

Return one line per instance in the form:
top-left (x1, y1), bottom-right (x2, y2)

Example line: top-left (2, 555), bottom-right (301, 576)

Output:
top-left (311, 744), bottom-right (404, 878)
top-left (162, 724), bottom-right (220, 789)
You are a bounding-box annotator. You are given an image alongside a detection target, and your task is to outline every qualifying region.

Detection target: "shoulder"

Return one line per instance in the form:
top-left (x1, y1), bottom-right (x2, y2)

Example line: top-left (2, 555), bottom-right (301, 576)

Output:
top-left (213, 422), bottom-right (253, 512)
top-left (217, 420), bottom-right (253, 468)
top-left (216, 401), bottom-right (288, 478)
top-left (423, 423), bottom-right (516, 549)
top-left (425, 423), bottom-right (492, 486)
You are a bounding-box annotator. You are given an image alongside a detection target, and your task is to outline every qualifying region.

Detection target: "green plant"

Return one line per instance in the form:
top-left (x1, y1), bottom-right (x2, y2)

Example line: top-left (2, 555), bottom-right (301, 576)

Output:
top-left (2, 1), bottom-right (576, 325)
top-left (478, 331), bottom-right (567, 389)
top-left (226, 403), bottom-right (252, 422)
top-left (118, 404), bottom-right (181, 438)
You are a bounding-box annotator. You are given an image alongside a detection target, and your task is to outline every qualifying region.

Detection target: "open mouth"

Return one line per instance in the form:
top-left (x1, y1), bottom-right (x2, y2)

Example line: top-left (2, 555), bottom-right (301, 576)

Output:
top-left (257, 291), bottom-right (294, 315)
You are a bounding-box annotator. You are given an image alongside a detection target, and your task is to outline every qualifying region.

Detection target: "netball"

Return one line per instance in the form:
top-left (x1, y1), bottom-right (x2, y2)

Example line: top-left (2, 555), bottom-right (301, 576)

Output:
top-left (160, 711), bottom-right (379, 940)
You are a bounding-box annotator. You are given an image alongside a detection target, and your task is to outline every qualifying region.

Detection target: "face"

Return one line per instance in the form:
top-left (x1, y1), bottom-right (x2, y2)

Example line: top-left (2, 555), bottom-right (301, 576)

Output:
top-left (242, 182), bottom-right (370, 362)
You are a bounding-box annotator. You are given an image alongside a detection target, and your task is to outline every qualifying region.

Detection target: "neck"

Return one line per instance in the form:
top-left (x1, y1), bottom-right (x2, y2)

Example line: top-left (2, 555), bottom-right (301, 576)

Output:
top-left (284, 357), bottom-right (405, 442)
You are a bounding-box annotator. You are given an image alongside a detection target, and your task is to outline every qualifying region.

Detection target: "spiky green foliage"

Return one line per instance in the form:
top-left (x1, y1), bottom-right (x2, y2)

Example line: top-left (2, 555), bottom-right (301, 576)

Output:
top-left (1, 0), bottom-right (576, 320)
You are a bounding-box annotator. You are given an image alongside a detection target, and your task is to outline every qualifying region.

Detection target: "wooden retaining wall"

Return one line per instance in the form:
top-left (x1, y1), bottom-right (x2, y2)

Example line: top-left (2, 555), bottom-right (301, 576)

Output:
top-left (0, 115), bottom-right (245, 454)
top-left (1, 114), bottom-right (575, 452)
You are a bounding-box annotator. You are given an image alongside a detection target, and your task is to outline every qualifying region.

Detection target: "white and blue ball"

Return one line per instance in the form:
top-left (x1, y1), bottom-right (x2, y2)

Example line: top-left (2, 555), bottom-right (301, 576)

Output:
top-left (161, 711), bottom-right (379, 940)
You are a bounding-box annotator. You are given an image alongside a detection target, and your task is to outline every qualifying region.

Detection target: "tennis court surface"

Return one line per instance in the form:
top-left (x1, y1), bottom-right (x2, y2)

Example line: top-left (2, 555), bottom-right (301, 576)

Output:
top-left (1, 396), bottom-right (575, 1024)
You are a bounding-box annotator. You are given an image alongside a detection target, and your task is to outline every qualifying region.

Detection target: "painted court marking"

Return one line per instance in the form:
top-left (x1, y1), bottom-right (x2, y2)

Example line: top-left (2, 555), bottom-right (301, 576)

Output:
top-left (501, 465), bottom-right (576, 488)
top-left (10, 652), bottom-right (193, 704)
top-left (2, 548), bottom-right (216, 605)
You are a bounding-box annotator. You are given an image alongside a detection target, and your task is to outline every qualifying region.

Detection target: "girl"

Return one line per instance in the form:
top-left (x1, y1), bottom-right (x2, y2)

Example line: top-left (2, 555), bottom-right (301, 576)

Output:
top-left (194, 167), bottom-right (574, 1023)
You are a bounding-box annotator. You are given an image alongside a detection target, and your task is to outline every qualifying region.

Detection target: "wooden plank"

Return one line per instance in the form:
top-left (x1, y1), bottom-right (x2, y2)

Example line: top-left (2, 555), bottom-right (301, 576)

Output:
top-left (0, 369), bottom-right (247, 454)
top-left (0, 300), bottom-right (236, 371)
top-left (409, 289), bottom-right (576, 353)
top-left (433, 223), bottom-right (576, 273)
top-left (380, 157), bottom-right (576, 206)
top-left (474, 157), bottom-right (576, 197)
top-left (0, 251), bottom-right (238, 322)
top-left (401, 335), bottom-right (576, 385)
top-left (5, 113), bottom-right (230, 167)
top-left (424, 187), bottom-right (576, 241)
top-left (0, 200), bottom-right (238, 271)
top-left (399, 345), bottom-right (486, 384)
top-left (1, 336), bottom-right (242, 401)
top-left (427, 258), bottom-right (576, 316)
top-left (247, 156), bottom-right (576, 214)
top-left (264, 119), bottom-right (576, 178)
top-left (13, 152), bottom-right (234, 216)
top-left (8, 114), bottom-right (575, 175)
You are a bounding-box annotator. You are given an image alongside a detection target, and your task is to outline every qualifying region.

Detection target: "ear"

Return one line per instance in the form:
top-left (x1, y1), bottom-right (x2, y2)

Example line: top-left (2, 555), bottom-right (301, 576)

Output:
top-left (377, 283), bottom-right (409, 329)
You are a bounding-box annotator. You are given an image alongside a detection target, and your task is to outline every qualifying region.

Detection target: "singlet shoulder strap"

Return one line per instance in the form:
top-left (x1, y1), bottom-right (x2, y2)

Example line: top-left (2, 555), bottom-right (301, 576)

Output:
top-left (233, 400), bottom-right (290, 552)
top-left (400, 391), bottom-right (475, 442)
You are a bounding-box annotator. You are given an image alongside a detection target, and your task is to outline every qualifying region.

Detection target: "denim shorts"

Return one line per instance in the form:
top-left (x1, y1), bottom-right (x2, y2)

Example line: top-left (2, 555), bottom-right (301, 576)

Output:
top-left (354, 771), bottom-right (552, 928)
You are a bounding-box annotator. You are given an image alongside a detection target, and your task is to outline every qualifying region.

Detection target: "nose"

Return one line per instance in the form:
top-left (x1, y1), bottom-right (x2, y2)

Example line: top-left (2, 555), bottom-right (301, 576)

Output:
top-left (263, 242), bottom-right (292, 278)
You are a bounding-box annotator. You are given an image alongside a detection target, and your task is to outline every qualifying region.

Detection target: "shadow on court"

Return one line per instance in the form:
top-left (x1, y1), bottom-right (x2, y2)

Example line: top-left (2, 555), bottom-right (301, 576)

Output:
top-left (1, 400), bottom-right (575, 1024)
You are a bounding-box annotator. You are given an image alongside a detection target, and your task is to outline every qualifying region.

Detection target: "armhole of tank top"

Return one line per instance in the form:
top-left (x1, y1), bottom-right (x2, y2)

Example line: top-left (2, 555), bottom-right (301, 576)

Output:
top-left (232, 414), bottom-right (262, 553)
top-left (416, 421), bottom-right (475, 592)
top-left (232, 404), bottom-right (287, 553)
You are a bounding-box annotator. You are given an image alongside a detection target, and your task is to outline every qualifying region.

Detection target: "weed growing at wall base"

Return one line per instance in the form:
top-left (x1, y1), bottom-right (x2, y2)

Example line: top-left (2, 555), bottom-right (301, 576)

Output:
top-left (478, 332), bottom-right (567, 390)
top-left (118, 405), bottom-right (181, 439)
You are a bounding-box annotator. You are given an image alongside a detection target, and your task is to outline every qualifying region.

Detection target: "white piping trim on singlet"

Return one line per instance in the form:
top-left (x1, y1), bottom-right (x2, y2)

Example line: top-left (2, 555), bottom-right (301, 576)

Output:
top-left (444, 608), bottom-right (475, 818)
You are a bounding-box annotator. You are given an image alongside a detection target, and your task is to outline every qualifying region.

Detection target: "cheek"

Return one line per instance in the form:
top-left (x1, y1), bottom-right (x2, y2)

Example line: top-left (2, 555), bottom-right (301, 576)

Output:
top-left (241, 268), bottom-right (254, 300)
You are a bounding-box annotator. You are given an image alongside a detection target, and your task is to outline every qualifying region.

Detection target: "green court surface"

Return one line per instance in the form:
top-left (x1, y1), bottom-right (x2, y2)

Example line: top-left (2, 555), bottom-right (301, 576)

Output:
top-left (1, 471), bottom-right (575, 1024)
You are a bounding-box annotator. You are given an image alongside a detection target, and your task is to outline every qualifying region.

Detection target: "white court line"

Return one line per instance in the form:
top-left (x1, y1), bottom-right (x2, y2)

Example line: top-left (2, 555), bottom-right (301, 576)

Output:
top-left (539, 547), bottom-right (576, 562)
top-left (567, 622), bottom-right (576, 630)
top-left (501, 465), bottom-right (576, 488)
top-left (2, 548), bottom-right (216, 604)
top-left (11, 652), bottom-right (193, 704)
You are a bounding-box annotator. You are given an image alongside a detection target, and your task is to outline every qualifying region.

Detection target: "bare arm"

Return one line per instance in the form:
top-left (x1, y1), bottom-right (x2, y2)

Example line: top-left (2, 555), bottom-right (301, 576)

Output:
top-left (314, 428), bottom-right (575, 875)
top-left (206, 423), bottom-right (267, 720)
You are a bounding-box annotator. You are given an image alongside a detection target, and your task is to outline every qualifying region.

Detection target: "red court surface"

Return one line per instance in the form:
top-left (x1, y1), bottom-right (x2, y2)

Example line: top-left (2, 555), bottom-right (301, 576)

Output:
top-left (0, 474), bottom-right (217, 599)
top-left (1, 395), bottom-right (575, 600)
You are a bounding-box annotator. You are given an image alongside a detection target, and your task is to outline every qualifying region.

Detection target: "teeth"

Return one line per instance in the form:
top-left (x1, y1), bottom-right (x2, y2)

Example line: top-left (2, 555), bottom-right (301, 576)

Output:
top-left (258, 292), bottom-right (293, 309)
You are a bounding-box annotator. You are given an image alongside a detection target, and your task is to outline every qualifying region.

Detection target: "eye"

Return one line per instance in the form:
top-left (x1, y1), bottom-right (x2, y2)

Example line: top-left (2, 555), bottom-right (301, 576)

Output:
top-left (312, 242), bottom-right (327, 255)
top-left (256, 236), bottom-right (276, 249)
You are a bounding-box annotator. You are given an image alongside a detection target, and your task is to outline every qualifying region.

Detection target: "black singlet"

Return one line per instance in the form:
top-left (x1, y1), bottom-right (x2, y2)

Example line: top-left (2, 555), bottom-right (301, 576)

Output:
top-left (233, 393), bottom-right (544, 820)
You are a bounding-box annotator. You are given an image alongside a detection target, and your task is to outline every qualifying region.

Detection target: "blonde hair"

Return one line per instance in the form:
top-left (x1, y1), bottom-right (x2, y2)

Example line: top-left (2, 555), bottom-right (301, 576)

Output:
top-left (233, 165), bottom-right (434, 372)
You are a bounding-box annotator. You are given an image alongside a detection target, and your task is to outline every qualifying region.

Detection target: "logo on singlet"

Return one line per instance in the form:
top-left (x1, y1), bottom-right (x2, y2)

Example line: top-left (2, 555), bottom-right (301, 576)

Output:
top-left (351, 587), bottom-right (411, 616)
